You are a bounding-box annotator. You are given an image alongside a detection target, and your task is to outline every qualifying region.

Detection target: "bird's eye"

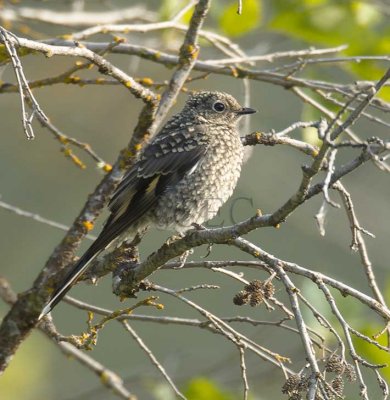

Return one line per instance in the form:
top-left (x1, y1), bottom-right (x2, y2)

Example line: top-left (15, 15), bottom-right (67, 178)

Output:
top-left (212, 101), bottom-right (226, 113)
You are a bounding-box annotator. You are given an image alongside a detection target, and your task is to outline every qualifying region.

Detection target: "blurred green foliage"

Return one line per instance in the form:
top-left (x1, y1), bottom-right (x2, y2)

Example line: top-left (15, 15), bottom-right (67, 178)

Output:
top-left (219, 0), bottom-right (262, 37)
top-left (354, 323), bottom-right (390, 380)
top-left (184, 377), bottom-right (236, 400)
top-left (1, 333), bottom-right (53, 399)
top-left (162, 0), bottom-right (389, 99)
top-left (160, 0), bottom-right (190, 20)
top-left (270, 0), bottom-right (389, 92)
top-left (270, 0), bottom-right (385, 50)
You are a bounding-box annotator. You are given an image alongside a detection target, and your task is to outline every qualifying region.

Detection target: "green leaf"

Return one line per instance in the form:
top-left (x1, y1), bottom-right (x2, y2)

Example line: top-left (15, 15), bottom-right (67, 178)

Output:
top-left (184, 377), bottom-right (235, 400)
top-left (219, 0), bottom-right (262, 37)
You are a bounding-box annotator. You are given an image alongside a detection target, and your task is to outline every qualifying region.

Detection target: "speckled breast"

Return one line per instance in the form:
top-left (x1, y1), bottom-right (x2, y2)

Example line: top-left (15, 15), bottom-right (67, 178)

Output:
top-left (153, 128), bottom-right (244, 232)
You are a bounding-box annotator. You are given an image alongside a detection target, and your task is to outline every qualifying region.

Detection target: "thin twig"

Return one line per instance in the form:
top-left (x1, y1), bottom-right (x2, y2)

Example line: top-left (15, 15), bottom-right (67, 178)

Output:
top-left (292, 87), bottom-right (361, 142)
top-left (63, 296), bottom-right (319, 345)
top-left (0, 27), bottom-right (49, 139)
top-left (122, 321), bottom-right (186, 400)
top-left (316, 89), bottom-right (390, 129)
top-left (0, 197), bottom-right (97, 240)
top-left (272, 263), bottom-right (321, 398)
top-left (4, 38), bottom-right (386, 103)
top-left (151, 284), bottom-right (291, 369)
top-left (54, 341), bottom-right (137, 400)
top-left (238, 346), bottom-right (249, 400)
top-left (242, 129), bottom-right (319, 157)
top-left (151, 0), bottom-right (211, 128)
top-left (265, 55), bottom-right (390, 73)
top-left (329, 67), bottom-right (390, 141)
top-left (206, 45), bottom-right (349, 65)
top-left (0, 278), bottom-right (136, 400)
top-left (317, 280), bottom-right (371, 400)
top-left (298, 293), bottom-right (346, 358)
top-left (1, 6), bottom-right (157, 26)
top-left (315, 148), bottom-right (340, 236)
top-left (335, 183), bottom-right (385, 304)
top-left (0, 33), bottom-right (157, 105)
top-left (232, 237), bottom-right (390, 320)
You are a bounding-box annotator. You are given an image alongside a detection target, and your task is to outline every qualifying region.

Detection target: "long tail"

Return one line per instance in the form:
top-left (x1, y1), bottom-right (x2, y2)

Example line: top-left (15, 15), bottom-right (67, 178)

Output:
top-left (39, 246), bottom-right (103, 319)
top-left (40, 208), bottom-right (137, 319)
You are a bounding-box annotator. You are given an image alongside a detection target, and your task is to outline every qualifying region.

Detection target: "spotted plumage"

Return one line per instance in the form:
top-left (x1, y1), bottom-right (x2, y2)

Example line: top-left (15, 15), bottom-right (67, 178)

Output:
top-left (40, 91), bottom-right (256, 318)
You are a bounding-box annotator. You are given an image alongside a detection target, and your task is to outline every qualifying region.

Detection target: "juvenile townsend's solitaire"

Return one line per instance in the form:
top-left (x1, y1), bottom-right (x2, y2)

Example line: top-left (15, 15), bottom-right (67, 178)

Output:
top-left (40, 91), bottom-right (256, 317)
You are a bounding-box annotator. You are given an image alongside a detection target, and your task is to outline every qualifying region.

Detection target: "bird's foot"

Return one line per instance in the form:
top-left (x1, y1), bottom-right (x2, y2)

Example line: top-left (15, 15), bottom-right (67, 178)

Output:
top-left (174, 249), bottom-right (194, 269)
top-left (165, 232), bottom-right (185, 245)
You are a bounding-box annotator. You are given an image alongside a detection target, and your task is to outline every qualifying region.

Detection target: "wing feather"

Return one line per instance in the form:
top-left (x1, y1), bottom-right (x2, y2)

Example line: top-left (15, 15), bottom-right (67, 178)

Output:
top-left (40, 125), bottom-right (208, 317)
top-left (90, 126), bottom-right (208, 254)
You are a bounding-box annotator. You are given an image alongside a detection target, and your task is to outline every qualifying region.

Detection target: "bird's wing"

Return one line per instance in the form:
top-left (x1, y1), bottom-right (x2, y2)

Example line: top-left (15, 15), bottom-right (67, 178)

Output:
top-left (89, 126), bottom-right (209, 253)
top-left (40, 126), bottom-right (209, 318)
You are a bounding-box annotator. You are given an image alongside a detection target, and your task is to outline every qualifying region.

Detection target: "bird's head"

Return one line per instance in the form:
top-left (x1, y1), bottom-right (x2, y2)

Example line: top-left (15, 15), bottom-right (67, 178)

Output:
top-left (183, 91), bottom-right (257, 125)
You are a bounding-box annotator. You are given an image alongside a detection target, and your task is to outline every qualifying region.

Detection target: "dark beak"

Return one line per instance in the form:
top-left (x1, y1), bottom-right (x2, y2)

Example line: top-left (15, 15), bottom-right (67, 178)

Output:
top-left (236, 107), bottom-right (257, 115)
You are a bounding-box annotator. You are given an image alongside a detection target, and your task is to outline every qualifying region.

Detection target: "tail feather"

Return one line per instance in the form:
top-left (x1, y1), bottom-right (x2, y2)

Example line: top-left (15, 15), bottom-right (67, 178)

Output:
top-left (39, 248), bottom-right (101, 319)
top-left (40, 206), bottom-right (134, 319)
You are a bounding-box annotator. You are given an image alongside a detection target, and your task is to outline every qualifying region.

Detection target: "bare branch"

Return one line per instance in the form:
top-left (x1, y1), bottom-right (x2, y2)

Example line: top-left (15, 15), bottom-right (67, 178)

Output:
top-left (0, 27), bottom-right (49, 139)
top-left (62, 296), bottom-right (316, 343)
top-left (111, 137), bottom-right (389, 301)
top-left (53, 340), bottom-right (137, 400)
top-left (335, 183), bottom-right (388, 313)
top-left (242, 129), bottom-right (319, 157)
top-left (271, 263), bottom-right (321, 397)
top-left (3, 38), bottom-right (385, 102)
top-left (0, 278), bottom-right (136, 400)
top-left (232, 237), bottom-right (390, 320)
top-left (238, 346), bottom-right (249, 400)
top-left (1, 6), bottom-right (156, 26)
top-left (150, 284), bottom-right (292, 369)
top-left (0, 33), bottom-right (157, 105)
top-left (205, 45), bottom-right (349, 65)
top-left (152, 0), bottom-right (211, 127)
top-left (0, 197), bottom-right (97, 240)
top-left (122, 321), bottom-right (186, 400)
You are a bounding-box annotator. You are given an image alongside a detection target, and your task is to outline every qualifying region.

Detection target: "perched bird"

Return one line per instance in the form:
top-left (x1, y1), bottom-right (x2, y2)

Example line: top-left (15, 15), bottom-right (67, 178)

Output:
top-left (40, 91), bottom-right (256, 318)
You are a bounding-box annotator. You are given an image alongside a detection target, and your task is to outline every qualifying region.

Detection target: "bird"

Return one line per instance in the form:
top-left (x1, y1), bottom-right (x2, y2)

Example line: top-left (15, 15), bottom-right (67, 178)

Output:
top-left (40, 91), bottom-right (256, 318)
